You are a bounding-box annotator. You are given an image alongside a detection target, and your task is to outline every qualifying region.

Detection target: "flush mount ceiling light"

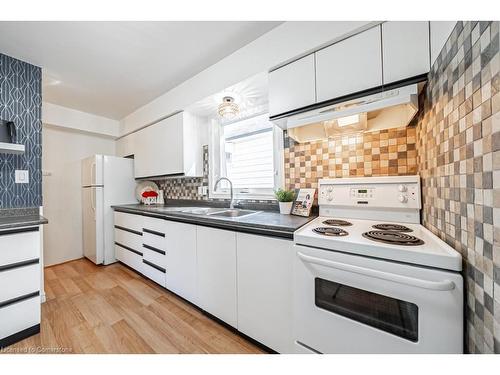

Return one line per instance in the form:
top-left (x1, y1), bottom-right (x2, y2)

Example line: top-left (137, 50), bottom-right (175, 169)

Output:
top-left (218, 96), bottom-right (240, 119)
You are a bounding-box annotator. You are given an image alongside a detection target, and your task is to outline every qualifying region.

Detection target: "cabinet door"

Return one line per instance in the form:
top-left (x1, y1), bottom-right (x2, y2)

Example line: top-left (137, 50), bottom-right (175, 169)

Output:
top-left (269, 54), bottom-right (316, 117)
top-left (164, 221), bottom-right (197, 304)
top-left (382, 21), bottom-right (430, 84)
top-left (316, 26), bottom-right (382, 102)
top-left (430, 21), bottom-right (456, 66)
top-left (196, 226), bottom-right (237, 327)
top-left (237, 233), bottom-right (293, 353)
top-left (116, 133), bottom-right (136, 158)
top-left (134, 113), bottom-right (184, 178)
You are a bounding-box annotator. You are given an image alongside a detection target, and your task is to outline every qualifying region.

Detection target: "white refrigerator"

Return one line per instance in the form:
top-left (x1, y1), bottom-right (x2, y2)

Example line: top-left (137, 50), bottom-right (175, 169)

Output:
top-left (82, 155), bottom-right (136, 265)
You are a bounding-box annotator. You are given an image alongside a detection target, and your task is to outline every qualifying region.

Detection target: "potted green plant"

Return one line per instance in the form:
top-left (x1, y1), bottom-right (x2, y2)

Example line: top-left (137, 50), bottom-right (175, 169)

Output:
top-left (275, 188), bottom-right (295, 215)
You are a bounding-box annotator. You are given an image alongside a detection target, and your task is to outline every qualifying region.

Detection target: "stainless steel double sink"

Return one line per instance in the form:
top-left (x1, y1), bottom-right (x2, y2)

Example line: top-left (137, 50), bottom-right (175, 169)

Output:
top-left (181, 207), bottom-right (259, 218)
top-left (146, 205), bottom-right (260, 218)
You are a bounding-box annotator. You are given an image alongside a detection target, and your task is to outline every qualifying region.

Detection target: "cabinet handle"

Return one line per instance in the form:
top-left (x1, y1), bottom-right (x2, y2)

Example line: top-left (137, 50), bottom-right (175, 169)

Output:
top-left (0, 258), bottom-right (39, 273)
top-left (115, 242), bottom-right (143, 256)
top-left (0, 291), bottom-right (39, 309)
top-left (114, 225), bottom-right (142, 236)
top-left (142, 244), bottom-right (165, 255)
top-left (0, 227), bottom-right (39, 236)
top-left (143, 228), bottom-right (165, 237)
top-left (142, 259), bottom-right (166, 273)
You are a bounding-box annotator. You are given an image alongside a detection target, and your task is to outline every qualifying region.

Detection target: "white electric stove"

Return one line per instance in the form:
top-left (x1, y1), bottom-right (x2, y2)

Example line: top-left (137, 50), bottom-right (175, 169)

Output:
top-left (293, 176), bottom-right (464, 354)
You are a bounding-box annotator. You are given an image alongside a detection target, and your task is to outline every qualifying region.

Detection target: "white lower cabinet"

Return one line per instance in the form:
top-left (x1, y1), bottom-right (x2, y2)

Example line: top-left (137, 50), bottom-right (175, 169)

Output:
top-left (113, 210), bottom-right (295, 352)
top-left (164, 221), bottom-right (197, 304)
top-left (236, 233), bottom-right (294, 353)
top-left (0, 227), bottom-right (42, 347)
top-left (196, 226), bottom-right (237, 328)
top-left (115, 244), bottom-right (143, 272)
top-left (0, 294), bottom-right (40, 341)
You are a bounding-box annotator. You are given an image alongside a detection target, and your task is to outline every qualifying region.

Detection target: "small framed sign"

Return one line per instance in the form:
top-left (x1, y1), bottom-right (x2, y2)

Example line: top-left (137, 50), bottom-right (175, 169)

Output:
top-left (291, 188), bottom-right (316, 217)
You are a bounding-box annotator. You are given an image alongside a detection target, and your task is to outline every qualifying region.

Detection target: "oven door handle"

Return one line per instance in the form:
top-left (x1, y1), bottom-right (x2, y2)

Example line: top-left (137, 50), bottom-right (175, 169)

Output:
top-left (297, 252), bottom-right (456, 291)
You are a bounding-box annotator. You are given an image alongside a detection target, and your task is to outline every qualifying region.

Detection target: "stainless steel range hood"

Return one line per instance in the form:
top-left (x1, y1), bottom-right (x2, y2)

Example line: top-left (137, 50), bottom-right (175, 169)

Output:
top-left (273, 83), bottom-right (421, 143)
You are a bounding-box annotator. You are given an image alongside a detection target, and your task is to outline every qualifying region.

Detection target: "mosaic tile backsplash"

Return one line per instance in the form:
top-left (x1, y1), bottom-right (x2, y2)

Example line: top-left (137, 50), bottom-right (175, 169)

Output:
top-left (0, 53), bottom-right (42, 208)
top-left (152, 145), bottom-right (277, 208)
top-left (416, 21), bottom-right (500, 354)
top-left (284, 126), bottom-right (417, 190)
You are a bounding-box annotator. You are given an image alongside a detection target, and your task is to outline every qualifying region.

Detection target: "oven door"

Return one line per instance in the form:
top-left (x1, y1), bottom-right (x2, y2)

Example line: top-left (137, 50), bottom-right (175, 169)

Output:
top-left (294, 245), bottom-right (463, 354)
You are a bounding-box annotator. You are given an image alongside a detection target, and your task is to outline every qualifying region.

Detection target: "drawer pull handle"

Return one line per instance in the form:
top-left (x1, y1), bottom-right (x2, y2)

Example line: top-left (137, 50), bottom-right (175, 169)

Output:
top-left (142, 244), bottom-right (165, 255)
top-left (0, 291), bottom-right (39, 309)
top-left (114, 225), bottom-right (142, 236)
top-left (0, 226), bottom-right (39, 236)
top-left (142, 259), bottom-right (166, 273)
top-left (0, 258), bottom-right (39, 273)
top-left (143, 228), bottom-right (165, 237)
top-left (115, 242), bottom-right (143, 256)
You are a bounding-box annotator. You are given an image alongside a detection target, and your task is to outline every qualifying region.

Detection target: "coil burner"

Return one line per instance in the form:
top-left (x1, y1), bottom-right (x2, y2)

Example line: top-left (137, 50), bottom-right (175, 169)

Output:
top-left (313, 227), bottom-right (349, 237)
top-left (322, 219), bottom-right (353, 227)
top-left (372, 224), bottom-right (413, 232)
top-left (362, 230), bottom-right (424, 246)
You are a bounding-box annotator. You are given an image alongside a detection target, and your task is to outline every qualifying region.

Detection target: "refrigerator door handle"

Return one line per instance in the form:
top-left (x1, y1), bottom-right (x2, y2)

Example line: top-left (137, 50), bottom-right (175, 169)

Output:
top-left (91, 188), bottom-right (96, 220)
top-left (90, 161), bottom-right (96, 186)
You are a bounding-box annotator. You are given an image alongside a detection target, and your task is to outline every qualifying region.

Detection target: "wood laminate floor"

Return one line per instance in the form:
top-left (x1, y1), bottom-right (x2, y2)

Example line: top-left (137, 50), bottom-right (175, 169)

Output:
top-left (4, 258), bottom-right (264, 354)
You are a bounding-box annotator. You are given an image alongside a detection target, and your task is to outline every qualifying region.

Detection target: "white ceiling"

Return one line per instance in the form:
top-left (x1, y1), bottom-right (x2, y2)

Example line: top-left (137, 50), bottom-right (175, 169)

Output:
top-left (0, 21), bottom-right (282, 120)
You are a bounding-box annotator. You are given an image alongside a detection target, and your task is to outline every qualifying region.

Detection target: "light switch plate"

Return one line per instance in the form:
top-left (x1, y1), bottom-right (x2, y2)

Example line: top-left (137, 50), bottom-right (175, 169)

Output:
top-left (15, 170), bottom-right (29, 184)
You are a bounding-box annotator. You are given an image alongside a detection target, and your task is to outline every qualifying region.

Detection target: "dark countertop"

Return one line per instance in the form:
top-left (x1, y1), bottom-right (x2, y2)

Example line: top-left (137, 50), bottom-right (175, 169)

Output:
top-left (112, 203), bottom-right (316, 239)
top-left (0, 214), bottom-right (48, 231)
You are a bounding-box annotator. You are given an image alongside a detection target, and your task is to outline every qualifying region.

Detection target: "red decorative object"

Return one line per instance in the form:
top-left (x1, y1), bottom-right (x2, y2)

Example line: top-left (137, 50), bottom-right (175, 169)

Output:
top-left (141, 190), bottom-right (158, 198)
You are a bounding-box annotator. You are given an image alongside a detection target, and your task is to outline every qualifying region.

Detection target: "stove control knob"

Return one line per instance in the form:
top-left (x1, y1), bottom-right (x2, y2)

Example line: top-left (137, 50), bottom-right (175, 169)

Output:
top-left (327, 194), bottom-right (334, 201)
top-left (327, 186), bottom-right (333, 192)
top-left (398, 194), bottom-right (408, 203)
top-left (398, 184), bottom-right (407, 192)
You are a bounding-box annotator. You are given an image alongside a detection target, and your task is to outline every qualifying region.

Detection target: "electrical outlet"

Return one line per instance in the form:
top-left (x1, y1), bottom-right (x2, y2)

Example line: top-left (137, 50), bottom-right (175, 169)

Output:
top-left (198, 186), bottom-right (208, 196)
top-left (15, 170), bottom-right (29, 184)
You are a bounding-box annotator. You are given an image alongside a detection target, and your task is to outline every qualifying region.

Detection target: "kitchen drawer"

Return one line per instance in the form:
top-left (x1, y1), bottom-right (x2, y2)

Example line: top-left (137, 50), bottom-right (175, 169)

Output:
top-left (142, 245), bottom-right (167, 269)
top-left (0, 262), bottom-right (40, 304)
top-left (0, 294), bottom-right (40, 340)
top-left (114, 211), bottom-right (143, 233)
top-left (141, 259), bottom-right (166, 287)
top-left (0, 229), bottom-right (40, 267)
top-left (115, 227), bottom-right (142, 252)
top-left (142, 231), bottom-right (166, 252)
top-left (115, 244), bottom-right (143, 273)
top-left (143, 216), bottom-right (166, 235)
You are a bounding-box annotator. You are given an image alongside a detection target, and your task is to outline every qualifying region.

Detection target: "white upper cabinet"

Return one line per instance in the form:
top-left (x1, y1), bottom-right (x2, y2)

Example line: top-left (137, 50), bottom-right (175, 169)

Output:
top-left (315, 26), bottom-right (383, 102)
top-left (116, 132), bottom-right (136, 158)
top-left (382, 21), bottom-right (430, 84)
top-left (269, 54), bottom-right (316, 117)
top-left (133, 111), bottom-right (207, 179)
top-left (430, 21), bottom-right (456, 66)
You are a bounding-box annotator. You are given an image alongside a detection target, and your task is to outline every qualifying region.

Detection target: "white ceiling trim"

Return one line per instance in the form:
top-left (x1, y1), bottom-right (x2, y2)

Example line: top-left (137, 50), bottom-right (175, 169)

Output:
top-left (42, 102), bottom-right (120, 138)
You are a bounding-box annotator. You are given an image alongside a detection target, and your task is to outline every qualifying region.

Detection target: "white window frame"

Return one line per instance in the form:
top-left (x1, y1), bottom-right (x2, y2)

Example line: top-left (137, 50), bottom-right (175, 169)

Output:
top-left (208, 114), bottom-right (284, 201)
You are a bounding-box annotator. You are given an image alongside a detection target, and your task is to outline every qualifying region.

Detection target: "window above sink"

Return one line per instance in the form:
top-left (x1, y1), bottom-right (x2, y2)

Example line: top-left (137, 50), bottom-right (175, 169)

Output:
top-left (187, 72), bottom-right (284, 201)
top-left (209, 111), bottom-right (284, 201)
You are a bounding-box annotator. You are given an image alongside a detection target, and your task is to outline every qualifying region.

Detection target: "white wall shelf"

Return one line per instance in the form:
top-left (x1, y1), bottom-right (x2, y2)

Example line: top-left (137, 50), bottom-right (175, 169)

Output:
top-left (0, 142), bottom-right (25, 155)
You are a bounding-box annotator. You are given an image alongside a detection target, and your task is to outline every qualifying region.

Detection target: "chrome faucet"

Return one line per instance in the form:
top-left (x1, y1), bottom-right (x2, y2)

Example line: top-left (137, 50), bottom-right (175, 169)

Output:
top-left (214, 177), bottom-right (235, 209)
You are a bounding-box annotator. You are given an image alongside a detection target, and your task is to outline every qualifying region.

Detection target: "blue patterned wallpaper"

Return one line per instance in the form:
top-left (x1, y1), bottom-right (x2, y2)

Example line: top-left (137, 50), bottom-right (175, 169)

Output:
top-left (0, 53), bottom-right (42, 208)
